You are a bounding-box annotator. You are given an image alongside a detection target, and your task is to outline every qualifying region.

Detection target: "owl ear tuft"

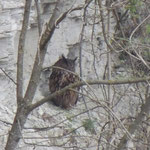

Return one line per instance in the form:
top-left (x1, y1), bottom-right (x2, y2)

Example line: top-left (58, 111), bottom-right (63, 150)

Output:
top-left (62, 55), bottom-right (68, 64)
top-left (73, 57), bottom-right (77, 62)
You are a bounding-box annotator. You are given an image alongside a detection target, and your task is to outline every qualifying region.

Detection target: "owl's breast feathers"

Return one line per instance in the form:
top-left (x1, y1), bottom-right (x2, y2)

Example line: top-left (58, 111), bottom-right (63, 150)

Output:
top-left (49, 69), bottom-right (78, 92)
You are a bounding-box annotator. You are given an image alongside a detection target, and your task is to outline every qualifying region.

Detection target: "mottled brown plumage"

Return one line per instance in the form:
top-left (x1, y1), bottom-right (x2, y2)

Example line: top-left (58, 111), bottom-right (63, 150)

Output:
top-left (49, 55), bottom-right (79, 109)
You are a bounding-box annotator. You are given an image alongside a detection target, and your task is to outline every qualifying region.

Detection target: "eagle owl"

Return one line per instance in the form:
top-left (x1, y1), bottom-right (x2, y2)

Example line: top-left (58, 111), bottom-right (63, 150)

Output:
top-left (49, 55), bottom-right (79, 109)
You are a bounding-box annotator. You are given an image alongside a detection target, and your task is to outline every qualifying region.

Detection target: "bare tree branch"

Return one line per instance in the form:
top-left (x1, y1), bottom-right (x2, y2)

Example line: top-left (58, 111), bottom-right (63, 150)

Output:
top-left (17, 0), bottom-right (32, 103)
top-left (34, 0), bottom-right (42, 35)
top-left (106, 1), bottom-right (112, 149)
top-left (129, 14), bottom-right (150, 42)
top-left (97, 0), bottom-right (114, 51)
top-left (28, 76), bottom-right (150, 112)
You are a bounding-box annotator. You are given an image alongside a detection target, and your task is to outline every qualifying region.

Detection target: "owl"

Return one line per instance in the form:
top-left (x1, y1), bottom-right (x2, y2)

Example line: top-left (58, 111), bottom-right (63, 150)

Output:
top-left (49, 55), bottom-right (79, 109)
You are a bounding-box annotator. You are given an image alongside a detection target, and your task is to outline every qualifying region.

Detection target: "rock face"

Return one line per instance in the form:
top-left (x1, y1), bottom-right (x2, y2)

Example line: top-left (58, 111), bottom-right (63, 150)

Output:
top-left (1, 0), bottom-right (140, 150)
top-left (0, 1), bottom-right (106, 149)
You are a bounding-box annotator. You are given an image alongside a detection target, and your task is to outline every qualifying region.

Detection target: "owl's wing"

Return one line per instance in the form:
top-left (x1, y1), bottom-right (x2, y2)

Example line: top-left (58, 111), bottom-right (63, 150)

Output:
top-left (49, 70), bottom-right (61, 92)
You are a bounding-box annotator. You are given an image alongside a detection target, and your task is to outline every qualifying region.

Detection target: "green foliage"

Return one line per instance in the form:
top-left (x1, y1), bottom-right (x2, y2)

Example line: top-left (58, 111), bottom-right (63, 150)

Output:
top-left (82, 119), bottom-right (95, 133)
top-left (143, 49), bottom-right (150, 61)
top-left (146, 24), bottom-right (150, 34)
top-left (66, 113), bottom-right (76, 122)
top-left (126, 0), bottom-right (142, 16)
top-left (70, 127), bottom-right (77, 134)
top-left (118, 51), bottom-right (128, 61)
top-left (141, 37), bottom-right (150, 44)
top-left (67, 116), bottom-right (73, 122)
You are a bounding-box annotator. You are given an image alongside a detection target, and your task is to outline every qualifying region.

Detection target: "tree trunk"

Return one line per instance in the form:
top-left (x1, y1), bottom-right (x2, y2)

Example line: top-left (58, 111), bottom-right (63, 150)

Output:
top-left (5, 1), bottom-right (78, 149)
top-left (5, 106), bottom-right (29, 150)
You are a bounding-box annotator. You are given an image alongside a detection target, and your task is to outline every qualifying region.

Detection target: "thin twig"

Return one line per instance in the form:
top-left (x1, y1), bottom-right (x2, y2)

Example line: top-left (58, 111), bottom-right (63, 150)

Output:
top-left (78, 0), bottom-right (97, 134)
top-left (91, 0), bottom-right (99, 80)
top-left (129, 14), bottom-right (150, 42)
top-left (97, 0), bottom-right (114, 51)
top-left (0, 68), bottom-right (16, 85)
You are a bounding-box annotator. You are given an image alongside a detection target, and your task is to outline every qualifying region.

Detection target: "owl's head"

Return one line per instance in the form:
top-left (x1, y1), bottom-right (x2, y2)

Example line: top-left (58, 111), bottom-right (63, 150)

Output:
top-left (54, 55), bottom-right (77, 72)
